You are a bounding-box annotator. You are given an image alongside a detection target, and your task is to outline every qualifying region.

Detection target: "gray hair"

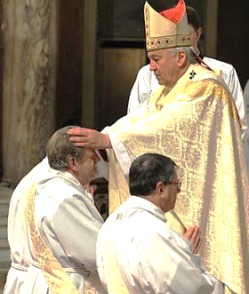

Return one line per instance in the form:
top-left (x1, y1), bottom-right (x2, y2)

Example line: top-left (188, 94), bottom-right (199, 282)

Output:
top-left (169, 47), bottom-right (196, 63)
top-left (46, 126), bottom-right (83, 170)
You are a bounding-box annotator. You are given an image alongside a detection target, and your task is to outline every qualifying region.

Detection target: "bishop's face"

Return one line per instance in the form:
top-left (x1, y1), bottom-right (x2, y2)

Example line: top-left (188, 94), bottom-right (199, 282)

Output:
top-left (148, 47), bottom-right (189, 88)
top-left (148, 49), bottom-right (180, 87)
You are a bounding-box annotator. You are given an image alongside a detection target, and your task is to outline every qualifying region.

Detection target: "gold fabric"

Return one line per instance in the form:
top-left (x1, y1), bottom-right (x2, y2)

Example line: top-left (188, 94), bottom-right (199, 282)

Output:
top-left (144, 1), bottom-right (191, 51)
top-left (107, 63), bottom-right (249, 294)
top-left (25, 184), bottom-right (102, 294)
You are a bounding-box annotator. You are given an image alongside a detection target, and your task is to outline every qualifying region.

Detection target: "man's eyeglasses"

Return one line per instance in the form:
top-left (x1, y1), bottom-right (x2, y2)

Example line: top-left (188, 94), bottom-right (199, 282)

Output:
top-left (169, 181), bottom-right (181, 190)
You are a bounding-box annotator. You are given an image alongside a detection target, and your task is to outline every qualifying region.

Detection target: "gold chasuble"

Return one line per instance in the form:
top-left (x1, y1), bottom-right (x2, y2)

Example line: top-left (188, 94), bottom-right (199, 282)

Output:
top-left (106, 63), bottom-right (249, 294)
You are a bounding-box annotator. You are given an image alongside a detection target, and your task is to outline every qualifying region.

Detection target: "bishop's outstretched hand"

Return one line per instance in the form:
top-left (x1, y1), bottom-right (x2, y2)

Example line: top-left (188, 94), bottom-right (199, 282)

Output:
top-left (68, 127), bottom-right (111, 149)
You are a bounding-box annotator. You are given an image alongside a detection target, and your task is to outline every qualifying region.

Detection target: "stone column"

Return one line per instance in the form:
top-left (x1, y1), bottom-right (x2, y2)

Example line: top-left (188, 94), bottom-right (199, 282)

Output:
top-left (2, 0), bottom-right (57, 185)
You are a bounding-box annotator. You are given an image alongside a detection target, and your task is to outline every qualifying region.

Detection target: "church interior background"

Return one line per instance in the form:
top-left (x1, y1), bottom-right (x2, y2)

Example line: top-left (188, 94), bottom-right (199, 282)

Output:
top-left (0, 0), bottom-right (249, 184)
top-left (0, 0), bottom-right (248, 254)
top-left (0, 0), bottom-right (248, 289)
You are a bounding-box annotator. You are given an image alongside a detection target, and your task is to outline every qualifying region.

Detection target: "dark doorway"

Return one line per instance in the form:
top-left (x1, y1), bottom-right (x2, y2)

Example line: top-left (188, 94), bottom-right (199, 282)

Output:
top-left (55, 0), bottom-right (84, 129)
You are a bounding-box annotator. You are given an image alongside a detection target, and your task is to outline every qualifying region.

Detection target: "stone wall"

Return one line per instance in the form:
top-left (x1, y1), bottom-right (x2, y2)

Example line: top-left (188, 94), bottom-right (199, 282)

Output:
top-left (2, 0), bottom-right (57, 185)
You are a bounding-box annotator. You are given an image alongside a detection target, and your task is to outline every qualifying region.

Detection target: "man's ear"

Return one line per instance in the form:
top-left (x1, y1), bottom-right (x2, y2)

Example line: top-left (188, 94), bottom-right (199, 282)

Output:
top-left (177, 50), bottom-right (187, 66)
top-left (68, 156), bottom-right (78, 172)
top-left (156, 181), bottom-right (165, 193)
top-left (196, 27), bottom-right (202, 42)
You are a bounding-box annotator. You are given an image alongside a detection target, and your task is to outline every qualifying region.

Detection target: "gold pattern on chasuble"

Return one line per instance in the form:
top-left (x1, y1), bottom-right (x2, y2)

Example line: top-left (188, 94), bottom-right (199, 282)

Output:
top-left (108, 64), bottom-right (249, 293)
top-left (111, 64), bottom-right (242, 223)
top-left (153, 79), bottom-right (240, 127)
top-left (146, 63), bottom-right (240, 129)
top-left (108, 150), bottom-right (130, 214)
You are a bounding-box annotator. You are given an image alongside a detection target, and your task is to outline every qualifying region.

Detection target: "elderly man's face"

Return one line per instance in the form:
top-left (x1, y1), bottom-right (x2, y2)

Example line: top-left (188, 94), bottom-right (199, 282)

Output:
top-left (147, 49), bottom-right (183, 87)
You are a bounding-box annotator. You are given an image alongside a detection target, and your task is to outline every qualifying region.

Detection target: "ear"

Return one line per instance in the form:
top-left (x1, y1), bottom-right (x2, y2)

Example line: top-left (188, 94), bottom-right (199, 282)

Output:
top-left (177, 50), bottom-right (187, 66)
top-left (196, 27), bottom-right (202, 42)
top-left (68, 156), bottom-right (78, 173)
top-left (156, 181), bottom-right (165, 193)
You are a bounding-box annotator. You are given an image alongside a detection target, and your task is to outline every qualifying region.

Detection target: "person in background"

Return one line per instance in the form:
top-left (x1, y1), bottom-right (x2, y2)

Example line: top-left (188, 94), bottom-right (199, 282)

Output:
top-left (127, 5), bottom-right (247, 139)
top-left (3, 126), bottom-right (106, 294)
top-left (68, 1), bottom-right (249, 293)
top-left (97, 153), bottom-right (222, 294)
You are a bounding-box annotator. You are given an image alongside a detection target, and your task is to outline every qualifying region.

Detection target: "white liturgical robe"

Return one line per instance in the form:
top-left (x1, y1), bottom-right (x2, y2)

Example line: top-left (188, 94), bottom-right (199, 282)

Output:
top-left (96, 196), bottom-right (222, 294)
top-left (4, 157), bottom-right (106, 294)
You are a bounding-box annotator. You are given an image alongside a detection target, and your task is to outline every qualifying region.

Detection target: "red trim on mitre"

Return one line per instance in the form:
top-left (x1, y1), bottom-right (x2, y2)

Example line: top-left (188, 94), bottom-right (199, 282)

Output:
top-left (160, 0), bottom-right (185, 24)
